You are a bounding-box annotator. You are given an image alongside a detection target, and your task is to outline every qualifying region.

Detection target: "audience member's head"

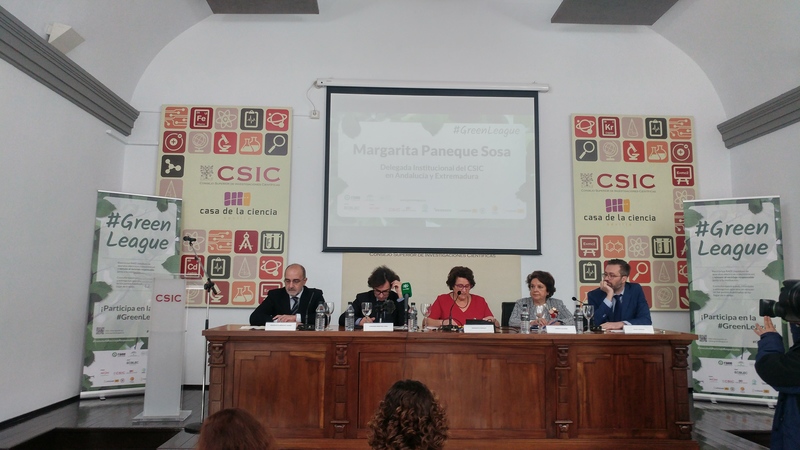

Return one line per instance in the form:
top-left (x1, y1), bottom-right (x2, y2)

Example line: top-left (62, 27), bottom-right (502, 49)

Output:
top-left (368, 379), bottom-right (448, 450)
top-left (196, 407), bottom-right (276, 450)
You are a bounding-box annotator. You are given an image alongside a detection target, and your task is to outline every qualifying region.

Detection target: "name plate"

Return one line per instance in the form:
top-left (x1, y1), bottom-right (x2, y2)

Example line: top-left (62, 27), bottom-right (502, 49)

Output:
top-left (363, 322), bottom-right (394, 332)
top-left (624, 325), bottom-right (655, 334)
top-left (264, 322), bottom-right (297, 331)
top-left (545, 325), bottom-right (576, 334)
top-left (463, 324), bottom-right (494, 334)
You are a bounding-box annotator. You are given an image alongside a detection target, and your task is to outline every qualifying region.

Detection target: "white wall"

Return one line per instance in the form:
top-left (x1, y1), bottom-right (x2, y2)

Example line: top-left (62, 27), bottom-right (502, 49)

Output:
top-left (0, 62), bottom-right (125, 421)
top-left (124, 1), bottom-right (732, 383)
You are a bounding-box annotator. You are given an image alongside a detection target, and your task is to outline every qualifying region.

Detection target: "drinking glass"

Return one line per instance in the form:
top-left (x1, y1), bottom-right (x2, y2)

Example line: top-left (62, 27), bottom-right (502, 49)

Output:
top-left (361, 302), bottom-right (372, 319)
top-left (326, 301), bottom-right (335, 330)
top-left (582, 304), bottom-right (595, 331)
top-left (535, 305), bottom-right (547, 333)
top-left (421, 303), bottom-right (432, 331)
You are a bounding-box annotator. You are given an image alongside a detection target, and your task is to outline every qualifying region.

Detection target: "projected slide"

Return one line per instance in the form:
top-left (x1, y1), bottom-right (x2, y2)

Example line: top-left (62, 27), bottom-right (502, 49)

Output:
top-left (324, 87), bottom-right (540, 254)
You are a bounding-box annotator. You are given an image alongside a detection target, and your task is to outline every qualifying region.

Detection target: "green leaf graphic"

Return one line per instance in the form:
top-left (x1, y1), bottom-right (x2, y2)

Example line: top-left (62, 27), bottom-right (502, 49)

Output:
top-left (683, 208), bottom-right (703, 228)
top-left (689, 289), bottom-right (710, 311)
top-left (156, 198), bottom-right (170, 212)
top-left (748, 199), bottom-right (764, 214)
top-left (762, 260), bottom-right (785, 282)
top-left (161, 255), bottom-right (182, 273)
top-left (96, 198), bottom-right (116, 218)
top-left (90, 282), bottom-right (113, 301)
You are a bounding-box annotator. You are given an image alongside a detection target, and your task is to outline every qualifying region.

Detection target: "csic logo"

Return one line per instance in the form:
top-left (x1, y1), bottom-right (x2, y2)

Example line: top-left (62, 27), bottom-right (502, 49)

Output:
top-left (596, 173), bottom-right (655, 189)
top-left (218, 166), bottom-right (280, 183)
top-left (155, 294), bottom-right (182, 302)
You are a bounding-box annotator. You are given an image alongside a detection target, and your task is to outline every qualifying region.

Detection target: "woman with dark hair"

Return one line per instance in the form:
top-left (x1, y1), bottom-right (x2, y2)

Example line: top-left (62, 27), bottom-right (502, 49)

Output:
top-left (196, 408), bottom-right (276, 450)
top-left (509, 270), bottom-right (574, 329)
top-left (426, 266), bottom-right (498, 328)
top-left (368, 379), bottom-right (448, 450)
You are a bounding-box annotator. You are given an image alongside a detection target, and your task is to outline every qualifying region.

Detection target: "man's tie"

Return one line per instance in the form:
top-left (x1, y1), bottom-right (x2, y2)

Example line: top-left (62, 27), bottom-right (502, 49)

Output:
top-left (612, 294), bottom-right (622, 322)
top-left (290, 296), bottom-right (299, 314)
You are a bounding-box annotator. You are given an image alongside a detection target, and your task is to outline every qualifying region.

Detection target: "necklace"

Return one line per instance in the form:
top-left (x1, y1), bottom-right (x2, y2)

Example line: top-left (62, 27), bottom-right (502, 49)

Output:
top-left (456, 295), bottom-right (471, 311)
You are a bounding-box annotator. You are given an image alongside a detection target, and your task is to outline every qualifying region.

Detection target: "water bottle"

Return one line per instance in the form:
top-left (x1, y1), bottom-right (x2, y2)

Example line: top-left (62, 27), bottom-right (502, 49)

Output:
top-left (574, 304), bottom-right (585, 334)
top-left (407, 302), bottom-right (418, 332)
top-left (345, 302), bottom-right (355, 331)
top-left (520, 303), bottom-right (530, 334)
top-left (315, 302), bottom-right (326, 331)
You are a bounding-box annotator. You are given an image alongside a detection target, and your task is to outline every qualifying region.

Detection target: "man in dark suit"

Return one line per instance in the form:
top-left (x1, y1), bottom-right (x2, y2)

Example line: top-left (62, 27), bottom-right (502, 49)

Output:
top-left (249, 263), bottom-right (325, 326)
top-left (587, 258), bottom-right (652, 330)
top-left (339, 265), bottom-right (404, 327)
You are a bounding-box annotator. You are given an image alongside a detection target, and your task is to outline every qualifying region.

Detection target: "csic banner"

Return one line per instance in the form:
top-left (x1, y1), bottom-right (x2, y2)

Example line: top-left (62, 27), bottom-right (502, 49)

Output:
top-left (685, 196), bottom-right (785, 404)
top-left (155, 105), bottom-right (292, 308)
top-left (82, 191), bottom-right (181, 396)
top-left (571, 114), bottom-right (696, 311)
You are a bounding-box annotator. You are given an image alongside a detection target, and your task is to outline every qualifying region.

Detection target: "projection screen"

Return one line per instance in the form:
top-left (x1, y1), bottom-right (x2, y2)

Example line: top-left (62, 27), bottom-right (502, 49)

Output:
top-left (323, 85), bottom-right (541, 255)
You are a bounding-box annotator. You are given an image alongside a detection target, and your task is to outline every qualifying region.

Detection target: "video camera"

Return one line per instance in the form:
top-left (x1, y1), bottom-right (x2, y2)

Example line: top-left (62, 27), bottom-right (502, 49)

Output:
top-left (759, 280), bottom-right (800, 321)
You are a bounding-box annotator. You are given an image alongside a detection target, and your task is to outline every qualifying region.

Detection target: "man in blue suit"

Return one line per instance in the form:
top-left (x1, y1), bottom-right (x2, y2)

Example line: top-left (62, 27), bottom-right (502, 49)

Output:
top-left (587, 259), bottom-right (652, 330)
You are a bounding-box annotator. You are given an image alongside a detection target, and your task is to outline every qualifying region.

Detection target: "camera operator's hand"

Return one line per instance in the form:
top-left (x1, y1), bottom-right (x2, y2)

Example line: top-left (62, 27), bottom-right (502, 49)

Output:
top-left (754, 316), bottom-right (777, 336)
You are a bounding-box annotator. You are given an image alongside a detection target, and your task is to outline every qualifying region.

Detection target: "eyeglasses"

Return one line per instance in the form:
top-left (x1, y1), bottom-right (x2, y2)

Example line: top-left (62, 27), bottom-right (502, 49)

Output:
top-left (373, 288), bottom-right (391, 295)
top-left (602, 273), bottom-right (625, 279)
top-left (454, 284), bottom-right (471, 290)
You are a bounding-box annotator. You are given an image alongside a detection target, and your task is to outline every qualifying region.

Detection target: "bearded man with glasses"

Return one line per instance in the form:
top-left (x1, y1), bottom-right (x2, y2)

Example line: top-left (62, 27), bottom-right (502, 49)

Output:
top-left (340, 265), bottom-right (405, 327)
top-left (586, 258), bottom-right (652, 330)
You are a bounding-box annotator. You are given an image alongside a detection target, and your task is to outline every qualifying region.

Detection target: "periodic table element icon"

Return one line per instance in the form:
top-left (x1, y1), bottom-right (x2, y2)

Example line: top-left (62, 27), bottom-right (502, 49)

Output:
top-left (260, 231), bottom-right (285, 254)
top-left (574, 116), bottom-right (597, 138)
top-left (207, 255), bottom-right (231, 279)
top-left (265, 133), bottom-right (289, 156)
top-left (163, 131), bottom-right (186, 153)
top-left (234, 230), bottom-right (259, 254)
top-left (191, 107), bottom-right (213, 129)
top-left (214, 108), bottom-right (238, 130)
top-left (671, 142), bottom-right (693, 163)
top-left (214, 132), bottom-right (238, 155)
top-left (579, 260), bottom-right (601, 283)
top-left (669, 117), bottom-right (693, 140)
top-left (628, 260), bottom-right (651, 283)
top-left (651, 236), bottom-right (675, 258)
top-left (181, 255), bottom-right (205, 279)
top-left (265, 109), bottom-right (290, 131)
top-left (241, 108), bottom-right (264, 131)
top-left (259, 256), bottom-right (284, 280)
top-left (645, 117), bottom-right (667, 139)
top-left (160, 155), bottom-right (184, 178)
top-left (602, 235), bottom-right (626, 258)
top-left (622, 140), bottom-right (644, 162)
top-left (672, 165), bottom-right (695, 186)
top-left (598, 117), bottom-right (620, 138)
top-left (577, 235), bottom-right (601, 258)
top-left (575, 140), bottom-right (598, 162)
top-left (164, 106), bottom-right (188, 129)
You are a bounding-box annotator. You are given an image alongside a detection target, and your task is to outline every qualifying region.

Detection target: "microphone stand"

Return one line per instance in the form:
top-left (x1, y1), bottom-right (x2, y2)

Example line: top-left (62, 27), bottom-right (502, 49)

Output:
top-left (441, 291), bottom-right (461, 332)
top-left (184, 240), bottom-right (216, 434)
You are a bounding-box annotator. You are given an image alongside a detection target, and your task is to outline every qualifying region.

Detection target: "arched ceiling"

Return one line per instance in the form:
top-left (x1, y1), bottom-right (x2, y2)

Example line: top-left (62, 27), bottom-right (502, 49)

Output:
top-left (1, 0), bottom-right (797, 119)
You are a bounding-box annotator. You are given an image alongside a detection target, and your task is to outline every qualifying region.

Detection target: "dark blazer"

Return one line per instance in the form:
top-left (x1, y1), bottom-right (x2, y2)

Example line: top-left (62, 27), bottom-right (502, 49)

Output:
top-left (249, 287), bottom-right (325, 326)
top-left (586, 282), bottom-right (652, 326)
top-left (338, 290), bottom-right (406, 327)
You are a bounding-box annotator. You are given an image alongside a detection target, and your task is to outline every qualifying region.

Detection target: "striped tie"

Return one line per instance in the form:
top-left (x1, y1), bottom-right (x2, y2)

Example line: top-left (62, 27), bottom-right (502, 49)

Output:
top-left (290, 296), bottom-right (299, 314)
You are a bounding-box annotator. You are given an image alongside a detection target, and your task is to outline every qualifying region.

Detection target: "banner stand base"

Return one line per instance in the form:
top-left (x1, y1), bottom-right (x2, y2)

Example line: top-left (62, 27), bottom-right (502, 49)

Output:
top-left (132, 409), bottom-right (192, 423)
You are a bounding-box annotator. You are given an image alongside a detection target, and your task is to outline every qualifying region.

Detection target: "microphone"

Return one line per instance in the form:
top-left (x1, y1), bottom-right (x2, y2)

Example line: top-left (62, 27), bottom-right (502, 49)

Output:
top-left (401, 282), bottom-right (412, 328)
top-left (183, 235), bottom-right (197, 243)
top-left (304, 290), bottom-right (317, 326)
top-left (441, 291), bottom-right (461, 332)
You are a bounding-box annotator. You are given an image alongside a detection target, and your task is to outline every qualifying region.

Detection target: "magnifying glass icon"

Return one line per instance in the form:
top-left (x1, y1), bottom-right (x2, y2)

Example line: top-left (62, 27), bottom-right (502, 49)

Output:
top-left (578, 141), bottom-right (596, 160)
top-left (267, 135), bottom-right (286, 154)
top-left (632, 262), bottom-right (649, 281)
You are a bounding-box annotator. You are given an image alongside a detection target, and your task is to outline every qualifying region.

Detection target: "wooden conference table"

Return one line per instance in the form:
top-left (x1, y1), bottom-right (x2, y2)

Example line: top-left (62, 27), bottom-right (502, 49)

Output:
top-left (203, 325), bottom-right (698, 448)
